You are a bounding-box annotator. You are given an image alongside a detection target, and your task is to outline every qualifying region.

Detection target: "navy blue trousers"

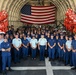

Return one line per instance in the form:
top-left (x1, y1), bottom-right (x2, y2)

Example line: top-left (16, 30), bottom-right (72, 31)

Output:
top-left (22, 47), bottom-right (28, 58)
top-left (48, 48), bottom-right (55, 59)
top-left (14, 48), bottom-right (20, 63)
top-left (40, 46), bottom-right (45, 61)
top-left (31, 48), bottom-right (36, 59)
top-left (65, 51), bottom-right (72, 65)
top-left (2, 53), bottom-right (11, 71)
top-left (0, 51), bottom-right (2, 71)
top-left (55, 46), bottom-right (59, 58)
top-left (72, 52), bottom-right (76, 67)
top-left (58, 48), bottom-right (64, 59)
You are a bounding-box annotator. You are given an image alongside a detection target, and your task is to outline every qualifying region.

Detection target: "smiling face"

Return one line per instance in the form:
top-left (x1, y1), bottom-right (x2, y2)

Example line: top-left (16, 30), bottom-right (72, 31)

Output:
top-left (15, 34), bottom-right (18, 39)
top-left (56, 35), bottom-right (59, 39)
top-left (51, 35), bottom-right (54, 39)
top-left (41, 35), bottom-right (44, 38)
top-left (65, 36), bottom-right (68, 40)
top-left (24, 35), bottom-right (26, 39)
top-left (60, 35), bottom-right (63, 39)
top-left (0, 34), bottom-right (4, 39)
top-left (69, 37), bottom-right (72, 40)
top-left (6, 34), bottom-right (9, 38)
top-left (4, 38), bottom-right (8, 42)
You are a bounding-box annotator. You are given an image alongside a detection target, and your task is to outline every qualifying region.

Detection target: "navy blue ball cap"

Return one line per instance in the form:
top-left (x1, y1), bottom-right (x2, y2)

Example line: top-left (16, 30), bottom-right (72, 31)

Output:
top-left (50, 34), bottom-right (54, 36)
top-left (60, 34), bottom-right (63, 36)
top-left (56, 34), bottom-right (59, 36)
top-left (69, 35), bottom-right (72, 38)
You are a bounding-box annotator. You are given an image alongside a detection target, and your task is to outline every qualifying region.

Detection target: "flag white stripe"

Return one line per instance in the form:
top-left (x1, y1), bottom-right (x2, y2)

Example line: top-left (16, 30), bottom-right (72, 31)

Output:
top-left (31, 6), bottom-right (55, 9)
top-left (31, 9), bottom-right (55, 13)
top-left (21, 19), bottom-right (55, 24)
top-left (31, 11), bottom-right (55, 16)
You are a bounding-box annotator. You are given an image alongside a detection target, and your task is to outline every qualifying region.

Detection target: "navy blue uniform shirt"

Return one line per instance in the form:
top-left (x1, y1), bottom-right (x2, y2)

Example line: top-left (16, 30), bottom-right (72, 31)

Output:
top-left (22, 39), bottom-right (29, 46)
top-left (48, 39), bottom-right (56, 47)
top-left (58, 39), bottom-right (65, 47)
top-left (71, 40), bottom-right (76, 50)
top-left (1, 41), bottom-right (11, 55)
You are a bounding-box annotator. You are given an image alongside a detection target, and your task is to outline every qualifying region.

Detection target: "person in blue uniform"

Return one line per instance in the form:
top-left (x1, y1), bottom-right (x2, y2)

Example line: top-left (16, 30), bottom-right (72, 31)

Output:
top-left (26, 34), bottom-right (31, 56)
top-left (58, 34), bottom-right (65, 61)
top-left (12, 33), bottom-right (22, 64)
top-left (19, 33), bottom-right (23, 59)
top-left (1, 37), bottom-right (12, 74)
top-left (7, 27), bottom-right (13, 35)
top-left (65, 36), bottom-right (72, 66)
top-left (0, 33), bottom-right (4, 73)
top-left (9, 34), bottom-right (14, 61)
top-left (22, 35), bottom-right (29, 60)
top-left (55, 34), bottom-right (59, 59)
top-left (45, 33), bottom-right (50, 58)
top-left (38, 34), bottom-right (47, 61)
top-left (63, 35), bottom-right (69, 62)
top-left (71, 34), bottom-right (76, 70)
top-left (30, 35), bottom-right (38, 59)
top-left (48, 34), bottom-right (56, 61)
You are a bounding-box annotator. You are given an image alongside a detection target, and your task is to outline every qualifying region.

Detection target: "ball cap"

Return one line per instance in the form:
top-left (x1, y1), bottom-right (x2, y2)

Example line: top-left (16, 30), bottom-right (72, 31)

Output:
top-left (50, 34), bottom-right (54, 36)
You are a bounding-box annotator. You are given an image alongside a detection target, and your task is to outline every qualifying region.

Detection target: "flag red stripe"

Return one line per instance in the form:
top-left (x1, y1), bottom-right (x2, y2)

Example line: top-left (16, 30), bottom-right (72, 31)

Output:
top-left (22, 22), bottom-right (55, 24)
top-left (31, 6), bottom-right (55, 8)
top-left (21, 19), bottom-right (55, 24)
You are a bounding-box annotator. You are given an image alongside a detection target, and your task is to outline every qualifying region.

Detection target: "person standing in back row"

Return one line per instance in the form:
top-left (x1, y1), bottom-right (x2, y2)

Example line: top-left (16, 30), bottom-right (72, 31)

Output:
top-left (38, 34), bottom-right (47, 61)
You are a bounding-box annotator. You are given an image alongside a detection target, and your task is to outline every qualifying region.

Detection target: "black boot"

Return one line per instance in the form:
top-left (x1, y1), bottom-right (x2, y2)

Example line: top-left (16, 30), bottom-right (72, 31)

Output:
top-left (71, 67), bottom-right (76, 70)
top-left (49, 58), bottom-right (51, 61)
top-left (8, 68), bottom-right (12, 71)
top-left (2, 70), bottom-right (7, 75)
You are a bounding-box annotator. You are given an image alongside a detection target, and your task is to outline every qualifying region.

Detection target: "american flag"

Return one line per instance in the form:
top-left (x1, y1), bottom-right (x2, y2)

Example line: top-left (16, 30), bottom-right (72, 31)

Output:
top-left (21, 5), bottom-right (56, 24)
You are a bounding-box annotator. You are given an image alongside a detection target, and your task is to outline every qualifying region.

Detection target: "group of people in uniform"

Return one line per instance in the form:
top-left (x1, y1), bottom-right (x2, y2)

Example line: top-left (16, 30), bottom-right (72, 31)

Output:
top-left (0, 26), bottom-right (76, 75)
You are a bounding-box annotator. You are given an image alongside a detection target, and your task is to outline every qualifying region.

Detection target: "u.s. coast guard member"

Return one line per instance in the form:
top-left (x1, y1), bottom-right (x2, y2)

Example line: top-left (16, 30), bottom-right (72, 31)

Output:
top-left (38, 34), bottom-right (47, 61)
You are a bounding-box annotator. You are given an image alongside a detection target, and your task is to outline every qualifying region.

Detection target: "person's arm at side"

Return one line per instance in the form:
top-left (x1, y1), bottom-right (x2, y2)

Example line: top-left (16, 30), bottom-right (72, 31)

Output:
top-left (17, 39), bottom-right (22, 49)
top-left (58, 42), bottom-right (62, 49)
top-left (52, 43), bottom-right (56, 48)
top-left (38, 39), bottom-right (40, 50)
